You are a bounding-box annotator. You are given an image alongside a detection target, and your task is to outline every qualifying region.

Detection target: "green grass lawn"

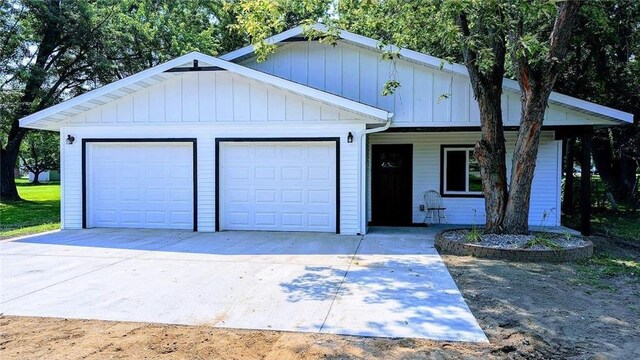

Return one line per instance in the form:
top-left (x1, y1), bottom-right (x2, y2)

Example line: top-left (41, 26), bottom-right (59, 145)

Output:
top-left (564, 210), bottom-right (640, 242)
top-left (0, 178), bottom-right (61, 239)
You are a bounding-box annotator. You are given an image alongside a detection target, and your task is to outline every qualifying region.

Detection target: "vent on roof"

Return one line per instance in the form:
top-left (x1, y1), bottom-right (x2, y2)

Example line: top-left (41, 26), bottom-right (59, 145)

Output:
top-left (164, 59), bottom-right (225, 73)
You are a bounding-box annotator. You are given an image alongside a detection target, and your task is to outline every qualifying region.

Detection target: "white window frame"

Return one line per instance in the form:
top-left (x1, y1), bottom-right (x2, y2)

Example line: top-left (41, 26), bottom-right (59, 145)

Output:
top-left (442, 147), bottom-right (483, 196)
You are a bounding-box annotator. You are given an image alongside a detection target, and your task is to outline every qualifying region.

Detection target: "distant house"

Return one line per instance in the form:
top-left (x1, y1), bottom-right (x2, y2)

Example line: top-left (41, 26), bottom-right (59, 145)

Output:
top-left (28, 170), bottom-right (60, 183)
top-left (19, 24), bottom-right (632, 235)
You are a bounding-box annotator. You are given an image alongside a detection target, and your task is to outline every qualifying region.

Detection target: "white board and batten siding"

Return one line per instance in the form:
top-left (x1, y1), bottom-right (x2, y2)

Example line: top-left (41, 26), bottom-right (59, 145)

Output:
top-left (67, 71), bottom-right (367, 125)
top-left (367, 132), bottom-right (562, 226)
top-left (59, 70), bottom-right (369, 234)
top-left (240, 41), bottom-right (607, 126)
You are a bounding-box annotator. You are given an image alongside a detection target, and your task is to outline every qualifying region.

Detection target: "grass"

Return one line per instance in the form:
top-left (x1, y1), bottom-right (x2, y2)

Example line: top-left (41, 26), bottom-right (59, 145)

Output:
top-left (525, 233), bottom-right (561, 249)
top-left (0, 178), bottom-right (60, 240)
top-left (564, 210), bottom-right (640, 242)
top-left (576, 254), bottom-right (640, 291)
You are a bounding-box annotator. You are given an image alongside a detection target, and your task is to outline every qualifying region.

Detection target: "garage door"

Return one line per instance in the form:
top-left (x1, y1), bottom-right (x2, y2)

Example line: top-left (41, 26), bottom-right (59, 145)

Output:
top-left (87, 142), bottom-right (194, 230)
top-left (219, 142), bottom-right (337, 232)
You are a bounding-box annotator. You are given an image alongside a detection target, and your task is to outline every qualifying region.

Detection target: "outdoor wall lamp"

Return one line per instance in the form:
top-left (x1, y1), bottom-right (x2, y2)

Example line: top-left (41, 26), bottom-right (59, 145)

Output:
top-left (66, 134), bottom-right (75, 145)
top-left (347, 132), bottom-right (354, 143)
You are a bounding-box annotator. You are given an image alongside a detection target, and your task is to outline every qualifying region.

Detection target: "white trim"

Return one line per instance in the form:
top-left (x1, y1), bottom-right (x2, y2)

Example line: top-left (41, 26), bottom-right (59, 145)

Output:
top-left (442, 147), bottom-right (483, 196)
top-left (20, 51), bottom-right (392, 130)
top-left (221, 23), bottom-right (633, 125)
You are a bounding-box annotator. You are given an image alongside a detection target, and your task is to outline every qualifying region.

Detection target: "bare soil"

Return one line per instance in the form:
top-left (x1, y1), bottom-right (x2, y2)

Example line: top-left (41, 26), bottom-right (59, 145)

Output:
top-left (1, 236), bottom-right (638, 359)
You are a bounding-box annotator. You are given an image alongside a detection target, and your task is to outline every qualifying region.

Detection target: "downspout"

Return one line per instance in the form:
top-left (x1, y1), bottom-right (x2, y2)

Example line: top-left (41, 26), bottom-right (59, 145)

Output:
top-left (357, 113), bottom-right (393, 235)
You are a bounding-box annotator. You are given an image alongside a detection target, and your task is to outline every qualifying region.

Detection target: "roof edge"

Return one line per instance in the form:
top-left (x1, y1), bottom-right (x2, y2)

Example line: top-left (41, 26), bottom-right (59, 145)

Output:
top-left (221, 23), bottom-right (633, 124)
top-left (20, 50), bottom-right (391, 129)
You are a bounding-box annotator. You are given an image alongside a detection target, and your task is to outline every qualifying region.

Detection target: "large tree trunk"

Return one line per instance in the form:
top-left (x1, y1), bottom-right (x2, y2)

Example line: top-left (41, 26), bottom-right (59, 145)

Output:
top-left (474, 90), bottom-right (508, 233)
top-left (503, 91), bottom-right (549, 233)
top-left (457, 10), bottom-right (508, 234)
top-left (504, 0), bottom-right (582, 234)
top-left (1, 130), bottom-right (27, 201)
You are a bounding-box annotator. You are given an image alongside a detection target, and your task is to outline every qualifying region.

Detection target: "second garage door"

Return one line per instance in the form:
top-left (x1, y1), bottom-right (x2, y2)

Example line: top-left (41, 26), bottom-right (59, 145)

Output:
top-left (219, 141), bottom-right (337, 232)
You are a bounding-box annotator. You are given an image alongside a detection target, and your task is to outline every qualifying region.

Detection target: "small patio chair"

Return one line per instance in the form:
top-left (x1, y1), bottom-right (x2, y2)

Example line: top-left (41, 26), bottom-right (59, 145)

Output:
top-left (423, 190), bottom-right (447, 224)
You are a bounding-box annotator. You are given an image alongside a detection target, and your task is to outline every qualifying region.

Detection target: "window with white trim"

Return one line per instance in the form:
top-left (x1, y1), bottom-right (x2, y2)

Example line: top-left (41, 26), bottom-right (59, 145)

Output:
top-left (442, 147), bottom-right (482, 196)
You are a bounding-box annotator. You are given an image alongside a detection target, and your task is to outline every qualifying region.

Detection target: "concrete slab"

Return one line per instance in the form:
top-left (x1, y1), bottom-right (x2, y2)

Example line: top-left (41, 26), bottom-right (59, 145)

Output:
top-left (0, 228), bottom-right (486, 342)
top-left (321, 237), bottom-right (487, 342)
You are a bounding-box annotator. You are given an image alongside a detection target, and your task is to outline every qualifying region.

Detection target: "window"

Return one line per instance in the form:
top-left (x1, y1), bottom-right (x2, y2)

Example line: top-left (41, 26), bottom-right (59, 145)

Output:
top-left (441, 146), bottom-right (483, 196)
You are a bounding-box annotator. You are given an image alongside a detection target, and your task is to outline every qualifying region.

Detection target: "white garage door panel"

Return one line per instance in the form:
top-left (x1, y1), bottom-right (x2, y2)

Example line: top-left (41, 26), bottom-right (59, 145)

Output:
top-left (88, 142), bottom-right (193, 230)
top-left (221, 142), bottom-right (336, 232)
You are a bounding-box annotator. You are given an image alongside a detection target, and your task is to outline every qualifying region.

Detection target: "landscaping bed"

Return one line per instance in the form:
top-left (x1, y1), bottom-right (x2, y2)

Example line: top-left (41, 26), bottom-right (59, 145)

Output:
top-left (436, 229), bottom-right (593, 262)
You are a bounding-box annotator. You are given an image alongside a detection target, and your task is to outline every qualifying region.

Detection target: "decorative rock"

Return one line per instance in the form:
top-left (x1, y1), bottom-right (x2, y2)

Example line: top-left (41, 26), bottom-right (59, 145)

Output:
top-left (435, 229), bottom-right (593, 263)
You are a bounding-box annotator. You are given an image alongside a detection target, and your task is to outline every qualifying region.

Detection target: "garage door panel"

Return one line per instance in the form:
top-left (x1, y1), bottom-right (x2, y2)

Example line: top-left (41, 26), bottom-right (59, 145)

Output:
top-left (88, 142), bottom-right (193, 230)
top-left (220, 142), bottom-right (336, 232)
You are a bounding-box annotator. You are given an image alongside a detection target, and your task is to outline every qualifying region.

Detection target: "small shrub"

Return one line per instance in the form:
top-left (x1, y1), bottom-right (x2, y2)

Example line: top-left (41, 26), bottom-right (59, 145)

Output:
top-left (525, 233), bottom-right (561, 249)
top-left (465, 228), bottom-right (482, 243)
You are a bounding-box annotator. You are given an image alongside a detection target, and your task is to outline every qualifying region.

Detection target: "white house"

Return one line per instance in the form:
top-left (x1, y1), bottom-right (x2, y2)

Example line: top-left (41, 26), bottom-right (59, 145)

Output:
top-left (19, 24), bottom-right (633, 235)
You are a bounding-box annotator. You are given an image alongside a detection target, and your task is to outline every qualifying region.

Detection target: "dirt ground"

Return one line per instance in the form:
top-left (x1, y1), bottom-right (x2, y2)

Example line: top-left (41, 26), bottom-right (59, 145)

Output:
top-left (1, 236), bottom-right (638, 359)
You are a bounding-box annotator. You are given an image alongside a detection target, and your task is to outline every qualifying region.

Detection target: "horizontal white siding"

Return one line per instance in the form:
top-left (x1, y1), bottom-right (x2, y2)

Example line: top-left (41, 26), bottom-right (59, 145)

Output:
top-left (65, 71), bottom-right (368, 125)
top-left (60, 123), bottom-right (365, 235)
top-left (367, 131), bottom-right (561, 226)
top-left (241, 41), bottom-right (602, 127)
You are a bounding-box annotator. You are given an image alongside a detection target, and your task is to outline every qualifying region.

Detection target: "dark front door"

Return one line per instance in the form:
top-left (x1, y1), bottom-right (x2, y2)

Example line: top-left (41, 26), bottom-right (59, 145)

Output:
top-left (371, 144), bottom-right (413, 226)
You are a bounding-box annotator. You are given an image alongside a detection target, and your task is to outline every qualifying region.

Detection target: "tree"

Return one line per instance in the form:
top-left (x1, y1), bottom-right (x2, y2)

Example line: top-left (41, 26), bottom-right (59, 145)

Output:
top-left (339, 1), bottom-right (583, 233)
top-left (554, 0), bottom-right (640, 209)
top-left (19, 131), bottom-right (59, 184)
top-left (1, 0), bottom-right (115, 200)
top-left (0, 0), bottom-right (239, 200)
top-left (503, 1), bottom-right (583, 233)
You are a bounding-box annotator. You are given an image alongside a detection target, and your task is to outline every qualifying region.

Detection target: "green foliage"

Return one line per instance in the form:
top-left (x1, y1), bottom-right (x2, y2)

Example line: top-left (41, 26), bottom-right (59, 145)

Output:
top-left (381, 79), bottom-right (400, 97)
top-left (465, 209), bottom-right (482, 243)
top-left (0, 179), bottom-right (60, 239)
top-left (19, 131), bottom-right (59, 182)
top-left (226, 0), bottom-right (332, 62)
top-left (465, 228), bottom-right (482, 243)
top-left (525, 233), bottom-right (560, 249)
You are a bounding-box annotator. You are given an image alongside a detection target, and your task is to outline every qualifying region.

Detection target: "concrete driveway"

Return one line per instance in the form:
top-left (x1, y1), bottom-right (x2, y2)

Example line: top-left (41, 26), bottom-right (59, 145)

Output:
top-left (0, 228), bottom-right (486, 342)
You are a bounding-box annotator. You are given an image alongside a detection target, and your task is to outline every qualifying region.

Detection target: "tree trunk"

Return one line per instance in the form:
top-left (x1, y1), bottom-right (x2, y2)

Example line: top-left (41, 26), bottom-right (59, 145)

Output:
top-left (474, 90), bottom-right (508, 233)
top-left (563, 138), bottom-right (575, 214)
top-left (32, 170), bottom-right (41, 184)
top-left (504, 0), bottom-right (582, 234)
top-left (503, 91), bottom-right (548, 234)
top-left (1, 132), bottom-right (26, 201)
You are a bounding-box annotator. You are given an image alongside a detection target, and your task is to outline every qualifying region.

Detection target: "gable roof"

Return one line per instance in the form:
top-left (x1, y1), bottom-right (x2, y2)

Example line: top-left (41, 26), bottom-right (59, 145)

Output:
top-left (20, 51), bottom-right (392, 130)
top-left (221, 23), bottom-right (633, 125)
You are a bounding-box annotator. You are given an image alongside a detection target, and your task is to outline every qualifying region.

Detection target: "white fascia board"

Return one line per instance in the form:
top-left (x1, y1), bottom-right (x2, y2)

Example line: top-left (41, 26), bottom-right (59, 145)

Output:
top-left (220, 25), bottom-right (307, 61)
top-left (222, 23), bottom-right (633, 125)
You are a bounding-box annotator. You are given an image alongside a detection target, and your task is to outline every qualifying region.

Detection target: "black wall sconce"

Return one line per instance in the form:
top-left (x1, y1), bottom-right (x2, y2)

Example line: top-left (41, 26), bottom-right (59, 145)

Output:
top-left (66, 134), bottom-right (75, 145)
top-left (347, 132), bottom-right (354, 143)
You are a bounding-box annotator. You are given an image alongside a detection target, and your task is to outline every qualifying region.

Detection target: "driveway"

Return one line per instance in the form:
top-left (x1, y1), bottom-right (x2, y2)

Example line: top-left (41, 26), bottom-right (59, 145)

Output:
top-left (0, 228), bottom-right (486, 342)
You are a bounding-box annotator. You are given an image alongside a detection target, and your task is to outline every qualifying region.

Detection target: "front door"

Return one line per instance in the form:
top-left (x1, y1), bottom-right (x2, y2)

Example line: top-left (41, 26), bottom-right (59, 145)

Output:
top-left (371, 144), bottom-right (413, 226)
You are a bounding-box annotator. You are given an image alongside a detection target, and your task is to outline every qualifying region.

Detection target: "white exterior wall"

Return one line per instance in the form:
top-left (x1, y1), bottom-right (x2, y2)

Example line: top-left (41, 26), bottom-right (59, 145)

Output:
top-left (66, 71), bottom-right (369, 125)
top-left (367, 131), bottom-right (562, 226)
top-left (58, 71), bottom-right (372, 235)
top-left (60, 124), bottom-right (365, 234)
top-left (241, 41), bottom-right (607, 126)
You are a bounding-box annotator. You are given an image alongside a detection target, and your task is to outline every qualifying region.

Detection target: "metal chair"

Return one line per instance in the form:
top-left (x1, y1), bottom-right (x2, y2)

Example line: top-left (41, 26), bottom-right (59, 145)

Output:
top-left (423, 190), bottom-right (447, 224)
